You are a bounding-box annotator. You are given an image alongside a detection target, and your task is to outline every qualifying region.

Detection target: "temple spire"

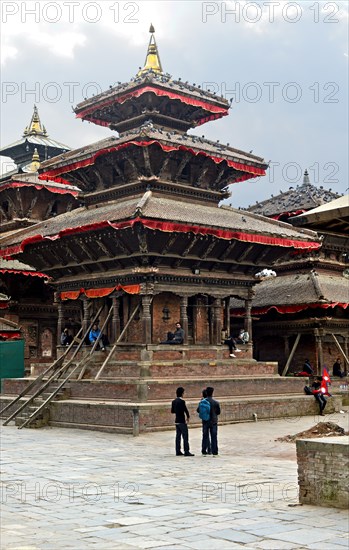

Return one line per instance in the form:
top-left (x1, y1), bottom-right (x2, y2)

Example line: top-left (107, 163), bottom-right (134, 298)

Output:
top-left (29, 148), bottom-right (40, 172)
top-left (23, 105), bottom-right (48, 137)
top-left (137, 24), bottom-right (163, 76)
top-left (303, 169), bottom-right (310, 186)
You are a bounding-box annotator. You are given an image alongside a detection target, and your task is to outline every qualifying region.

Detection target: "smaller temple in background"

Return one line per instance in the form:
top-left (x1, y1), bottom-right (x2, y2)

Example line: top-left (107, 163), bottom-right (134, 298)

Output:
top-left (0, 105), bottom-right (70, 177)
top-left (0, 107), bottom-right (80, 365)
top-left (247, 169), bottom-right (340, 222)
top-left (232, 171), bottom-right (349, 375)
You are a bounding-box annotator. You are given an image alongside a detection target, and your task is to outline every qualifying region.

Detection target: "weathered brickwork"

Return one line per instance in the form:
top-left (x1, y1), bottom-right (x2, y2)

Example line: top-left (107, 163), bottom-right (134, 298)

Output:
top-left (297, 437), bottom-right (349, 509)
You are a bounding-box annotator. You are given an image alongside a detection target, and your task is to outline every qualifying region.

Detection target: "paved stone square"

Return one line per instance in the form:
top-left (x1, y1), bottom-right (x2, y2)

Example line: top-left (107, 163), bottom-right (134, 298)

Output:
top-left (1, 410), bottom-right (348, 549)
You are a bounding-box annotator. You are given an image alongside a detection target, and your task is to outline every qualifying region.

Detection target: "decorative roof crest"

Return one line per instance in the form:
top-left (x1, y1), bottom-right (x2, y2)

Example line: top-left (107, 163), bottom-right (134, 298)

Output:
top-left (23, 105), bottom-right (48, 137)
top-left (29, 148), bottom-right (41, 172)
top-left (137, 24), bottom-right (163, 77)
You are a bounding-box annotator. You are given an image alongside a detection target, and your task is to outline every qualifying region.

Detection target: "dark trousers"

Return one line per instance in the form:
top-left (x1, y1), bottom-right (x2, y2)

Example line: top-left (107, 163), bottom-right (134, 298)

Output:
top-left (202, 421), bottom-right (212, 454)
top-left (206, 423), bottom-right (218, 455)
top-left (175, 423), bottom-right (189, 454)
top-left (314, 394), bottom-right (327, 413)
top-left (224, 338), bottom-right (236, 353)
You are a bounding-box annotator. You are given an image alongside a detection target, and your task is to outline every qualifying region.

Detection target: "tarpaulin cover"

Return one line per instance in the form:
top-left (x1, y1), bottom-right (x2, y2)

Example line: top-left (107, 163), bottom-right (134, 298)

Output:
top-left (0, 217), bottom-right (321, 260)
top-left (60, 284), bottom-right (140, 301)
top-left (38, 140), bottom-right (266, 184)
top-left (271, 210), bottom-right (306, 221)
top-left (76, 85), bottom-right (229, 127)
top-left (231, 303), bottom-right (349, 316)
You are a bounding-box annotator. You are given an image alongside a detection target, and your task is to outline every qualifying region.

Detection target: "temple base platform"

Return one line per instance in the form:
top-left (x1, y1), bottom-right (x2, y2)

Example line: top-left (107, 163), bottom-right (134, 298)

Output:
top-left (0, 345), bottom-right (343, 434)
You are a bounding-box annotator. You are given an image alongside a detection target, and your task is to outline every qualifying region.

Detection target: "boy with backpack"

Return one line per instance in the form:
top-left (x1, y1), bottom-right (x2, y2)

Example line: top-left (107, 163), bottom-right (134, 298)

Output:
top-left (197, 389), bottom-right (212, 455)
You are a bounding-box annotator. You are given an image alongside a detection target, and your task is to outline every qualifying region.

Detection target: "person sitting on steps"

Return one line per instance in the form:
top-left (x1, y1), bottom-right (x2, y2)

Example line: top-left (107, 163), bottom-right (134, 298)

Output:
top-left (333, 357), bottom-right (346, 378)
top-left (224, 334), bottom-right (242, 357)
top-left (161, 322), bottom-right (184, 345)
top-left (60, 327), bottom-right (73, 346)
top-left (237, 328), bottom-right (249, 344)
top-left (89, 322), bottom-right (106, 351)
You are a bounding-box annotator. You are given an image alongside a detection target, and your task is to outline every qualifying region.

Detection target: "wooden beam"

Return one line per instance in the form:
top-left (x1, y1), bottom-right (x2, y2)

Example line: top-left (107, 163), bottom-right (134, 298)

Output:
top-left (282, 333), bottom-right (301, 376)
top-left (332, 334), bottom-right (349, 364)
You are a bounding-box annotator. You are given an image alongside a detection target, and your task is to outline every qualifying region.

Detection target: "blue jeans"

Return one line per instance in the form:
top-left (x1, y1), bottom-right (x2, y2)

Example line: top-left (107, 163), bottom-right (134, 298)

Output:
top-left (175, 423), bottom-right (189, 454)
top-left (202, 421), bottom-right (212, 454)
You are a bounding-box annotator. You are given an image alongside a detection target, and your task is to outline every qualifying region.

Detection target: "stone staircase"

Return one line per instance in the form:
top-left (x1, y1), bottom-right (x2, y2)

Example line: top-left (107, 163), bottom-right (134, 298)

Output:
top-left (1, 344), bottom-right (344, 434)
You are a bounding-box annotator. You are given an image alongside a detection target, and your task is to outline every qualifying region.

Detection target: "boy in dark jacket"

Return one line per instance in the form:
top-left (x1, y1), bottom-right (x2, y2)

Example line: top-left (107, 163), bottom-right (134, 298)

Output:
top-left (205, 387), bottom-right (221, 456)
top-left (171, 387), bottom-right (194, 456)
top-left (197, 389), bottom-right (212, 455)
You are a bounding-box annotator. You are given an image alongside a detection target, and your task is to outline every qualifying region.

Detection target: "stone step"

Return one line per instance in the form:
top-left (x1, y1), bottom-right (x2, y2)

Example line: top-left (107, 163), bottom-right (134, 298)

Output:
top-left (2, 375), bottom-right (308, 402)
top-left (30, 359), bottom-right (278, 379)
top-left (1, 393), bottom-right (343, 434)
top-left (46, 394), bottom-right (342, 434)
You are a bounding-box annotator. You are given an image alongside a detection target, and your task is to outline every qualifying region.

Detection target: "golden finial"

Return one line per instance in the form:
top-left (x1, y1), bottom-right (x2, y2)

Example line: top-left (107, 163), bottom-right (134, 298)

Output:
top-left (137, 24), bottom-right (163, 76)
top-left (23, 105), bottom-right (48, 137)
top-left (29, 148), bottom-right (41, 172)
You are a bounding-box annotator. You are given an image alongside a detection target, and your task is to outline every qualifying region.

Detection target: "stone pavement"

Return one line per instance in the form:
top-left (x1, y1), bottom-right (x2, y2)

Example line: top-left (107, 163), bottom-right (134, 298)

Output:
top-left (1, 410), bottom-right (348, 550)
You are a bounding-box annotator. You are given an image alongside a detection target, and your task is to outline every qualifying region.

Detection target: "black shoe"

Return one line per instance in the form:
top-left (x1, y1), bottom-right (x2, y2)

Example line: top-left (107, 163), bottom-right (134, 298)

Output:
top-left (202, 452), bottom-right (207, 456)
top-left (184, 452), bottom-right (195, 456)
top-left (176, 452), bottom-right (184, 456)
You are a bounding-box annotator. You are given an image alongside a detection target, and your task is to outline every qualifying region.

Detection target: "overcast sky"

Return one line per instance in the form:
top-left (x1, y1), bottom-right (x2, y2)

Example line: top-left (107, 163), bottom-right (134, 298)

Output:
top-left (1, 0), bottom-right (348, 208)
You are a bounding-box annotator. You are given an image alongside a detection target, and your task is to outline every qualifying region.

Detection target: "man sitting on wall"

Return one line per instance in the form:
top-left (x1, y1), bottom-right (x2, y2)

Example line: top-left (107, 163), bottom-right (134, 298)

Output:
top-left (161, 322), bottom-right (184, 344)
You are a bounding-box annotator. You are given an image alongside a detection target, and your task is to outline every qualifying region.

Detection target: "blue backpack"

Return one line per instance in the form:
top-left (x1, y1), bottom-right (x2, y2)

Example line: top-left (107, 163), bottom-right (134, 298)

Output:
top-left (198, 398), bottom-right (211, 421)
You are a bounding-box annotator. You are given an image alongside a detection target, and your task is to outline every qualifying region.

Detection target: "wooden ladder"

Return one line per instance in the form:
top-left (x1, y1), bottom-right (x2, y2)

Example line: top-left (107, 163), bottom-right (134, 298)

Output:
top-left (1, 305), bottom-right (104, 429)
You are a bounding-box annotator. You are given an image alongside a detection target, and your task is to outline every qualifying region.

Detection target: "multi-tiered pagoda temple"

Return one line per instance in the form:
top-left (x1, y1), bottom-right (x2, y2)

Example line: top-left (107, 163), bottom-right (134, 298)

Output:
top-left (0, 29), bottom-right (320, 350)
top-left (2, 28), bottom-right (341, 434)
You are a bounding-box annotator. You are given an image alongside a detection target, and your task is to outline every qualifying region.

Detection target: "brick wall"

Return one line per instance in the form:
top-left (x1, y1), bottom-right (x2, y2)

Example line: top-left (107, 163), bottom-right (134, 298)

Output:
top-left (152, 293), bottom-right (180, 343)
top-left (297, 437), bottom-right (349, 509)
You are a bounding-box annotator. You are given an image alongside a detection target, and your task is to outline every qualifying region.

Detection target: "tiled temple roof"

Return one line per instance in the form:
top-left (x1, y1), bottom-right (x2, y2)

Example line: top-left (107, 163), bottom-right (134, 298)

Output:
top-left (246, 170), bottom-right (340, 218)
top-left (74, 70), bottom-right (229, 121)
top-left (0, 191), bottom-right (318, 250)
top-left (39, 125), bottom-right (266, 175)
top-left (230, 271), bottom-right (348, 308)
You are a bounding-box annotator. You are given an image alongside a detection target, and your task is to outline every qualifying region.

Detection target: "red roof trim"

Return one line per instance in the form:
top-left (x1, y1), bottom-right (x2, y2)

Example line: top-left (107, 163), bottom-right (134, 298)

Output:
top-left (231, 303), bottom-right (348, 316)
top-left (0, 218), bottom-right (320, 259)
top-left (39, 140), bottom-right (266, 183)
top-left (0, 268), bottom-right (50, 279)
top-left (3, 181), bottom-right (79, 196)
top-left (75, 85), bottom-right (228, 123)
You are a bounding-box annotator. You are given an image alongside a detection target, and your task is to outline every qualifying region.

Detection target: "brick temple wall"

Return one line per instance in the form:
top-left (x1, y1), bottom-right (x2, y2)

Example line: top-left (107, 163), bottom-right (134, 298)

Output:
top-left (297, 437), bottom-right (349, 509)
top-left (152, 293), bottom-right (180, 343)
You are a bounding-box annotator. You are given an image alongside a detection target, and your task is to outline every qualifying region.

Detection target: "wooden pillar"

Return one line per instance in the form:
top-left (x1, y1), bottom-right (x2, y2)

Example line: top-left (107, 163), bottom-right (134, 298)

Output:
top-left (180, 296), bottom-right (188, 345)
top-left (141, 295), bottom-right (152, 344)
top-left (82, 296), bottom-right (90, 338)
top-left (224, 298), bottom-right (230, 334)
top-left (244, 298), bottom-right (252, 340)
top-left (212, 298), bottom-right (222, 345)
top-left (56, 298), bottom-right (64, 346)
top-left (284, 335), bottom-right (290, 369)
top-left (315, 330), bottom-right (324, 375)
top-left (111, 295), bottom-right (120, 343)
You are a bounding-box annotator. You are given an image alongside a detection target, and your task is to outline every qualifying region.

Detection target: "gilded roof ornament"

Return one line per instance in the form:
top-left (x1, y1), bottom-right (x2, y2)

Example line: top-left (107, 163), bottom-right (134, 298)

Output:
top-left (23, 105), bottom-right (48, 137)
top-left (137, 24), bottom-right (163, 76)
top-left (29, 147), bottom-right (41, 172)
